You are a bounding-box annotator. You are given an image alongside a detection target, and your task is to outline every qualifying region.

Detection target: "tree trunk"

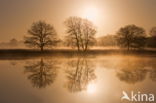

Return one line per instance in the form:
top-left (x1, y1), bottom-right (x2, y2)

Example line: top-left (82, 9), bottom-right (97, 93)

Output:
top-left (84, 40), bottom-right (88, 52)
top-left (127, 40), bottom-right (130, 51)
top-left (76, 40), bottom-right (80, 52)
top-left (127, 45), bottom-right (129, 51)
top-left (77, 46), bottom-right (80, 51)
top-left (84, 46), bottom-right (87, 51)
top-left (41, 46), bottom-right (44, 52)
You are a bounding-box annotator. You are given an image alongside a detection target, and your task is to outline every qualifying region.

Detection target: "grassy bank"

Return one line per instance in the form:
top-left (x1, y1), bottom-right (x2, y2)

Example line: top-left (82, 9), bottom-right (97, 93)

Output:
top-left (0, 49), bottom-right (156, 60)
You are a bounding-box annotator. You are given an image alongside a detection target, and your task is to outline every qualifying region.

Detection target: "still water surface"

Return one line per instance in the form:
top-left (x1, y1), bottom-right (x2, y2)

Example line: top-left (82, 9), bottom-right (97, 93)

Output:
top-left (0, 55), bottom-right (156, 103)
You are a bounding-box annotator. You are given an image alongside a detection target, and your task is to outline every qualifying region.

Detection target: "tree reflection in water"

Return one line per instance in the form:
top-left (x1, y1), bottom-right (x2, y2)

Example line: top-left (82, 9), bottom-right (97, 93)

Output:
top-left (65, 57), bottom-right (96, 93)
top-left (24, 58), bottom-right (58, 88)
top-left (149, 68), bottom-right (156, 81)
top-left (117, 68), bottom-right (148, 84)
top-left (116, 58), bottom-right (156, 84)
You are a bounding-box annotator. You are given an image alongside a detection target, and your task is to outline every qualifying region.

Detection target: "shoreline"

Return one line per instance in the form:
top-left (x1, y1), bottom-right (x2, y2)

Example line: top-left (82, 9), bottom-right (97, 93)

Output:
top-left (0, 49), bottom-right (156, 60)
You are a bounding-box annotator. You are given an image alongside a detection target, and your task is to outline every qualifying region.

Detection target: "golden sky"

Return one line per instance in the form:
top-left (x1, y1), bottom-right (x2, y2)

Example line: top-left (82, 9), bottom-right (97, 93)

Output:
top-left (0, 0), bottom-right (156, 41)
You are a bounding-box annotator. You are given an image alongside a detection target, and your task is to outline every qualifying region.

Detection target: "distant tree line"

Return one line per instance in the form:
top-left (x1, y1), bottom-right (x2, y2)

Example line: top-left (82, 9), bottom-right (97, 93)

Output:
top-left (0, 38), bottom-right (25, 48)
top-left (98, 25), bottom-right (156, 50)
top-left (23, 16), bottom-right (156, 51)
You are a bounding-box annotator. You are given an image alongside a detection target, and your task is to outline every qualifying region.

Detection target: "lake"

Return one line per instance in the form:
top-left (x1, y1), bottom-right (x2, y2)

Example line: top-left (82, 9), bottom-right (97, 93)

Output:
top-left (0, 54), bottom-right (156, 103)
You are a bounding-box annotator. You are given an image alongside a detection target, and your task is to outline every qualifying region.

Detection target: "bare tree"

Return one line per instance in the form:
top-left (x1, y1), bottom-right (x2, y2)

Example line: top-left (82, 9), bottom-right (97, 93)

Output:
top-left (24, 21), bottom-right (58, 51)
top-left (64, 17), bottom-right (96, 51)
top-left (116, 24), bottom-right (146, 50)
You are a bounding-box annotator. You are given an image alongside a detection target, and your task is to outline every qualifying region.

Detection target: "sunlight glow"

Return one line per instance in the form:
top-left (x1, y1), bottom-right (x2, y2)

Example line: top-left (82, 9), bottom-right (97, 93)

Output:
top-left (87, 83), bottom-right (96, 94)
top-left (82, 6), bottom-right (99, 24)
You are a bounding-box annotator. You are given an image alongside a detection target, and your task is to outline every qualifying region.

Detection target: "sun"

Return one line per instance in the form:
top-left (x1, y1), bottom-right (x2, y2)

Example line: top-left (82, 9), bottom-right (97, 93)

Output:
top-left (87, 83), bottom-right (96, 94)
top-left (82, 6), bottom-right (99, 24)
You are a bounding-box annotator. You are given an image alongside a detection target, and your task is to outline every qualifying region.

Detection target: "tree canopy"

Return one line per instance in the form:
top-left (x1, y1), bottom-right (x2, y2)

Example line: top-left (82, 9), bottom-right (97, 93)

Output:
top-left (116, 24), bottom-right (146, 50)
top-left (64, 16), bottom-right (96, 51)
top-left (24, 21), bottom-right (58, 51)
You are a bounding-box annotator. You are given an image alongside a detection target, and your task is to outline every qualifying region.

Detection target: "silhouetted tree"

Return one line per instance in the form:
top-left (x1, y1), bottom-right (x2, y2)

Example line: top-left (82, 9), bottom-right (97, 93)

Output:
top-left (64, 16), bottom-right (96, 51)
top-left (24, 21), bottom-right (58, 51)
top-left (150, 27), bottom-right (156, 37)
top-left (65, 57), bottom-right (96, 92)
top-left (147, 27), bottom-right (156, 48)
top-left (24, 58), bottom-right (58, 88)
top-left (116, 25), bottom-right (146, 50)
